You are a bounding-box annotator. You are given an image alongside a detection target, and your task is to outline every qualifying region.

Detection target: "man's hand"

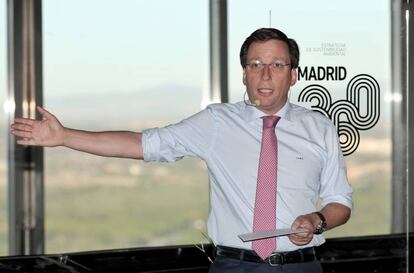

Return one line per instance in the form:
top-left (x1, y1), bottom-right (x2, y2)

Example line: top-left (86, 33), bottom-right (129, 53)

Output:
top-left (288, 213), bottom-right (318, 246)
top-left (288, 203), bottom-right (351, 246)
top-left (10, 106), bottom-right (65, 147)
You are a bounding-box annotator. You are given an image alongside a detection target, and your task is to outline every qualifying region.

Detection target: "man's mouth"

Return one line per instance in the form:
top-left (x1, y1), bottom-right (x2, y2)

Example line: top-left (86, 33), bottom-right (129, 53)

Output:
top-left (258, 88), bottom-right (273, 94)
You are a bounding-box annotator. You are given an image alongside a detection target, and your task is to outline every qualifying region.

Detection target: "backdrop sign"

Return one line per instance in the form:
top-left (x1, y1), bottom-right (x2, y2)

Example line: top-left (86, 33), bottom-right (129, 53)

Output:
top-left (297, 66), bottom-right (380, 156)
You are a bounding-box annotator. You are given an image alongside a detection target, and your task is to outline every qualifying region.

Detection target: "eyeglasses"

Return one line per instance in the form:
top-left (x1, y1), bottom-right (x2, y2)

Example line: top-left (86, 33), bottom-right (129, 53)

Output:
top-left (245, 60), bottom-right (291, 73)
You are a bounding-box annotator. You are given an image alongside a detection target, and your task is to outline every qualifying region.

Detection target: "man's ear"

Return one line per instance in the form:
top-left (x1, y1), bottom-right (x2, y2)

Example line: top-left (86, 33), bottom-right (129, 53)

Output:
top-left (243, 70), bottom-right (246, 85)
top-left (290, 68), bottom-right (297, 86)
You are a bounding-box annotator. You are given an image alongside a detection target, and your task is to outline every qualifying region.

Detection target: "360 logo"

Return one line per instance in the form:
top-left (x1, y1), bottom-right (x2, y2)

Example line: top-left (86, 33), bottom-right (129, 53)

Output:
top-left (298, 74), bottom-right (380, 156)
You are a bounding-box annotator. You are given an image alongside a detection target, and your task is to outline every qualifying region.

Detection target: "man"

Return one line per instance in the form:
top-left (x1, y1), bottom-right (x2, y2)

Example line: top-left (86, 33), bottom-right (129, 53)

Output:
top-left (11, 28), bottom-right (352, 273)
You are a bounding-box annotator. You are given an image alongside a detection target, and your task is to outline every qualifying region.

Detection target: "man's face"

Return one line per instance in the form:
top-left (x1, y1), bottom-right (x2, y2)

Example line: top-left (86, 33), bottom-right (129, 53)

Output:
top-left (243, 39), bottom-right (297, 115)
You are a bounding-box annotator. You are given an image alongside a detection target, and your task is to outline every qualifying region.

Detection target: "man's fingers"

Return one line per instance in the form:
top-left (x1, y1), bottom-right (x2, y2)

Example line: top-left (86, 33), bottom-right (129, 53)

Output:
top-left (289, 230), bottom-right (313, 246)
top-left (290, 231), bottom-right (309, 239)
top-left (37, 106), bottom-right (54, 120)
top-left (298, 230), bottom-right (311, 237)
top-left (16, 139), bottom-right (36, 146)
top-left (14, 118), bottom-right (35, 126)
top-left (12, 129), bottom-right (32, 138)
top-left (11, 123), bottom-right (33, 132)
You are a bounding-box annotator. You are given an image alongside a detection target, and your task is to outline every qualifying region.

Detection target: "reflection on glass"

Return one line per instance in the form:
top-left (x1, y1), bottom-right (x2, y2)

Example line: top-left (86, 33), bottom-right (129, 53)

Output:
top-left (229, 0), bottom-right (392, 237)
top-left (43, 0), bottom-right (208, 253)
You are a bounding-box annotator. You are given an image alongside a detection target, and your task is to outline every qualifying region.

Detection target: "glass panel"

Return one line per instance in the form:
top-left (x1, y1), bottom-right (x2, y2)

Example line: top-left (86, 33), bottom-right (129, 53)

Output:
top-left (43, 0), bottom-right (208, 253)
top-left (229, 0), bottom-right (392, 237)
top-left (0, 0), bottom-right (8, 256)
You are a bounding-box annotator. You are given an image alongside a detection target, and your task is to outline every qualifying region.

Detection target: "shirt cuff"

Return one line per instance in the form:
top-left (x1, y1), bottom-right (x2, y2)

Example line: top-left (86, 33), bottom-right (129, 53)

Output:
top-left (141, 128), bottom-right (160, 162)
top-left (321, 195), bottom-right (354, 212)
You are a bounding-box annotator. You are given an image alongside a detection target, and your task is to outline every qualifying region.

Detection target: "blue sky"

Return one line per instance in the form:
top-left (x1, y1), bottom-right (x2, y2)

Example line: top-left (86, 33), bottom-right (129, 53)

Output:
top-left (40, 0), bottom-right (208, 97)
top-left (1, 0), bottom-right (390, 114)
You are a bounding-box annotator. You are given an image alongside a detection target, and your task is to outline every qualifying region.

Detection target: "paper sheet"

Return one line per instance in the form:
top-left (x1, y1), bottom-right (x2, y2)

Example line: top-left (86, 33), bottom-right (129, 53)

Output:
top-left (238, 228), bottom-right (308, 242)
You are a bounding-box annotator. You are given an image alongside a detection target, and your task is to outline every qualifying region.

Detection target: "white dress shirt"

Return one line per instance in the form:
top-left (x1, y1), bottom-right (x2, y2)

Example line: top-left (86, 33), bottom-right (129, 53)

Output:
top-left (142, 101), bottom-right (353, 252)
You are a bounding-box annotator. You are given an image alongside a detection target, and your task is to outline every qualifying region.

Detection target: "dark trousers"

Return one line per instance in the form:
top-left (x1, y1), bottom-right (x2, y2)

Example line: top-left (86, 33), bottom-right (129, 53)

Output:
top-left (208, 252), bottom-right (323, 273)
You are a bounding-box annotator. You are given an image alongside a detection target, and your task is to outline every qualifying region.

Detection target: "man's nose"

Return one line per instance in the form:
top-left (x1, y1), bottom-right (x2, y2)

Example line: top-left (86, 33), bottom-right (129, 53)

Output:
top-left (261, 64), bottom-right (271, 80)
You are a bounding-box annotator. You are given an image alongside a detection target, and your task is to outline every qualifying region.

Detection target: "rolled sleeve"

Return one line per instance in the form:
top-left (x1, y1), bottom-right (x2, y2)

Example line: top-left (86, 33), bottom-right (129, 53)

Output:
top-left (321, 192), bottom-right (353, 210)
top-left (142, 107), bottom-right (217, 163)
top-left (319, 122), bottom-right (354, 210)
top-left (142, 128), bottom-right (159, 162)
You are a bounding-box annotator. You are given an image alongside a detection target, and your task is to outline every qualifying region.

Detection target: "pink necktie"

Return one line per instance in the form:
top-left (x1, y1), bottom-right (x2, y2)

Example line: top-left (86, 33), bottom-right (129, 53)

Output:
top-left (253, 115), bottom-right (280, 260)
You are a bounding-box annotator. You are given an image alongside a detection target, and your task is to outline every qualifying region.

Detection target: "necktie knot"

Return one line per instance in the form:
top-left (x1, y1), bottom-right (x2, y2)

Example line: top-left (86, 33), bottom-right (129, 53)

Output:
top-left (262, 115), bottom-right (280, 129)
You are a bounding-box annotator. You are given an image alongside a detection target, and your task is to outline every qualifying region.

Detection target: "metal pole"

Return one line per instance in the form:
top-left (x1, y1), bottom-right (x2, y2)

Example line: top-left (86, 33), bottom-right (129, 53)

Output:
top-left (208, 0), bottom-right (228, 104)
top-left (7, 0), bottom-right (44, 255)
top-left (390, 0), bottom-right (407, 234)
top-left (406, 0), bottom-right (413, 235)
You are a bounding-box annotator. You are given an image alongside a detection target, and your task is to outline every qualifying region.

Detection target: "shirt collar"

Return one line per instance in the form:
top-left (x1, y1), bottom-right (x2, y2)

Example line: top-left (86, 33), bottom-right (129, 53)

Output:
top-left (243, 100), bottom-right (294, 124)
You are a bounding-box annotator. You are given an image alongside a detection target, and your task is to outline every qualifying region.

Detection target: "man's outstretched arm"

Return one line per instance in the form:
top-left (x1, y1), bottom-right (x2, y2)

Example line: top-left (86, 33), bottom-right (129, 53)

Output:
top-left (10, 106), bottom-right (143, 159)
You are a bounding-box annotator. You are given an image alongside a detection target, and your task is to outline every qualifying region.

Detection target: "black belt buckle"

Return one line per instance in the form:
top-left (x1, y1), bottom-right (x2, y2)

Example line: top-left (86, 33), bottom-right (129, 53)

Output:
top-left (267, 253), bottom-right (284, 266)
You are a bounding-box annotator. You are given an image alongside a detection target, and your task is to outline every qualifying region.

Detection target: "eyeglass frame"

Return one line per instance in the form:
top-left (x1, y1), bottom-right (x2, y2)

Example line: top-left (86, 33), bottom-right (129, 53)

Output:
top-left (245, 60), bottom-right (291, 73)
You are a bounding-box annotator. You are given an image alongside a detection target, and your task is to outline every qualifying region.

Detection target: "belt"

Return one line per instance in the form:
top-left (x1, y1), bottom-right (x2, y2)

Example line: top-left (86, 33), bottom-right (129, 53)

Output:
top-left (215, 245), bottom-right (316, 266)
